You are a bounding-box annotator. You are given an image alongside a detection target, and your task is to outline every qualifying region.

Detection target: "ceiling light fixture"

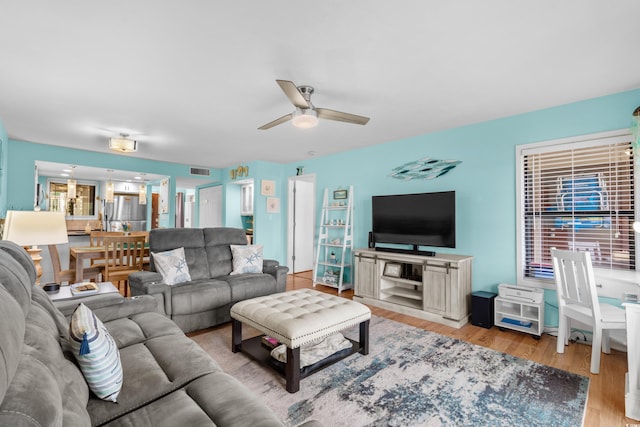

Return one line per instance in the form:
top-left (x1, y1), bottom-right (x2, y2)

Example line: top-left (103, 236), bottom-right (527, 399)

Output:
top-left (67, 165), bottom-right (77, 199)
top-left (109, 134), bottom-right (137, 153)
top-left (291, 108), bottom-right (319, 129)
top-left (105, 169), bottom-right (115, 203)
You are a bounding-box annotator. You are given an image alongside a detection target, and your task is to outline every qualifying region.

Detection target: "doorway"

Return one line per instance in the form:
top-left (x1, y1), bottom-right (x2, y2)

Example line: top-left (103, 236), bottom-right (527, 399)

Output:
top-left (287, 174), bottom-right (316, 273)
top-left (198, 185), bottom-right (222, 227)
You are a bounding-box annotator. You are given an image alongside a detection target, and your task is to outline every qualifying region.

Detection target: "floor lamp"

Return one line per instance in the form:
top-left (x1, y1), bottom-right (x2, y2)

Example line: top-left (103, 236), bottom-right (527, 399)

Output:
top-left (2, 211), bottom-right (69, 285)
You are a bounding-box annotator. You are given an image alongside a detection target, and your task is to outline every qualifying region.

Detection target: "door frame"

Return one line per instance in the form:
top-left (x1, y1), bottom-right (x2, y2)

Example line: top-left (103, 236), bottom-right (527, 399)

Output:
top-left (287, 173), bottom-right (316, 274)
top-left (198, 185), bottom-right (222, 228)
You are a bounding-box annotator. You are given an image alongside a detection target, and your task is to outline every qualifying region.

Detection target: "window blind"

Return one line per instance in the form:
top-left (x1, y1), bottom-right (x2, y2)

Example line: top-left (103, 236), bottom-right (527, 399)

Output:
top-left (521, 139), bottom-right (635, 282)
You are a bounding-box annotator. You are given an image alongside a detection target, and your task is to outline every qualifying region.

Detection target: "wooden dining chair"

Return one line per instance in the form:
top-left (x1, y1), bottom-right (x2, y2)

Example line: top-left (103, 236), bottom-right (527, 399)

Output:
top-left (89, 231), bottom-right (125, 247)
top-left (128, 231), bottom-right (150, 270)
top-left (128, 231), bottom-right (149, 239)
top-left (551, 248), bottom-right (626, 374)
top-left (101, 235), bottom-right (146, 296)
top-left (89, 231), bottom-right (124, 268)
top-left (48, 244), bottom-right (102, 285)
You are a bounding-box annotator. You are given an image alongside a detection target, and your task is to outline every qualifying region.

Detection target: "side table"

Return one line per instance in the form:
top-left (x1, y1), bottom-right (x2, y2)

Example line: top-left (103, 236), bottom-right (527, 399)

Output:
top-left (47, 281), bottom-right (119, 301)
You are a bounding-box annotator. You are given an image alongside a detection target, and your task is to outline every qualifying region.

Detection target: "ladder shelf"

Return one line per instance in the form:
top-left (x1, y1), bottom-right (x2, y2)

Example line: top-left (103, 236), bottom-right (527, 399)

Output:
top-left (313, 186), bottom-right (354, 294)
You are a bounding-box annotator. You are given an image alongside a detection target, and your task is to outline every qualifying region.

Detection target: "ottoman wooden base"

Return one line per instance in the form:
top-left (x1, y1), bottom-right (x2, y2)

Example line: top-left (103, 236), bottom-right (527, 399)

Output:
top-left (230, 289), bottom-right (372, 393)
top-left (232, 318), bottom-right (369, 393)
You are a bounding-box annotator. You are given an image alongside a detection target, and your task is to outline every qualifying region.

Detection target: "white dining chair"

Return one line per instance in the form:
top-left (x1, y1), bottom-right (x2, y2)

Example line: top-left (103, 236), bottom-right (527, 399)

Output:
top-left (551, 248), bottom-right (626, 374)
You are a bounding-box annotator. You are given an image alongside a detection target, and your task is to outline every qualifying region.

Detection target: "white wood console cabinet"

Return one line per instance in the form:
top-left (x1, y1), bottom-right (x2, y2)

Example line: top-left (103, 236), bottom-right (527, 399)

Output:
top-left (353, 248), bottom-right (473, 328)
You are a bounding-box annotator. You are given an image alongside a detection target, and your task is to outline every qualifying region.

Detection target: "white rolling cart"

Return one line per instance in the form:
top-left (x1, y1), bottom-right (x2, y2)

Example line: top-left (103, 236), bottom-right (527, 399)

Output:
top-left (494, 284), bottom-right (544, 338)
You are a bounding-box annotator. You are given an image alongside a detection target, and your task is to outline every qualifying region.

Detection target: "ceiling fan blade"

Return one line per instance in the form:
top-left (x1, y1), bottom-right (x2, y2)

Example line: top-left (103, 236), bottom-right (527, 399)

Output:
top-left (316, 108), bottom-right (370, 125)
top-left (276, 80), bottom-right (309, 109)
top-left (258, 113), bottom-right (293, 130)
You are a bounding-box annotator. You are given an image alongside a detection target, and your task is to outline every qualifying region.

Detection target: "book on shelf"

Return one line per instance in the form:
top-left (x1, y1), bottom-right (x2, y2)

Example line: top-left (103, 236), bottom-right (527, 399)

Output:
top-left (501, 317), bottom-right (532, 328)
top-left (261, 335), bottom-right (279, 349)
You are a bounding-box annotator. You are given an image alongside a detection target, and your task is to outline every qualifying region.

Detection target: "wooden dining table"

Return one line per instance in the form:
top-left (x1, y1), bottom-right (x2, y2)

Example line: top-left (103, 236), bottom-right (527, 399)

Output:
top-left (69, 245), bottom-right (150, 282)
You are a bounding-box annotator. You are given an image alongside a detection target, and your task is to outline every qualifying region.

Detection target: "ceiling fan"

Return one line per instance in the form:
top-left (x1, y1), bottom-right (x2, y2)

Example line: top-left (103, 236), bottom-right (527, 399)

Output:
top-left (258, 80), bottom-right (370, 130)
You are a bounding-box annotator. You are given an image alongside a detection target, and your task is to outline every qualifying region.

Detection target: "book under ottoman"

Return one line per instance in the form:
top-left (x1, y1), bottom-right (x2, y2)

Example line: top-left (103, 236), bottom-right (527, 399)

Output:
top-left (230, 289), bottom-right (372, 393)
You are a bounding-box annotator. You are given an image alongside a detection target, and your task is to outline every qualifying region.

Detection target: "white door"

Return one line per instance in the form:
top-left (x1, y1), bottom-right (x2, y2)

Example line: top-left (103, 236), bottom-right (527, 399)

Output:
top-left (198, 185), bottom-right (222, 227)
top-left (287, 175), bottom-right (315, 273)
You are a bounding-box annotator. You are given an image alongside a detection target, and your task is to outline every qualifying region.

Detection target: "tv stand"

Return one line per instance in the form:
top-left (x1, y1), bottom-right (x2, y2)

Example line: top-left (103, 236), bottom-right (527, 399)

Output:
top-left (354, 248), bottom-right (473, 328)
top-left (374, 245), bottom-right (435, 257)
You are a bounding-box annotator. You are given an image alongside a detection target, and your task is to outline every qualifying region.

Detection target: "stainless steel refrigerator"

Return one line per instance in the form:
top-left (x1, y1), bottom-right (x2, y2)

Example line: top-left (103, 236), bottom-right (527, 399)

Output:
top-left (104, 195), bottom-right (147, 231)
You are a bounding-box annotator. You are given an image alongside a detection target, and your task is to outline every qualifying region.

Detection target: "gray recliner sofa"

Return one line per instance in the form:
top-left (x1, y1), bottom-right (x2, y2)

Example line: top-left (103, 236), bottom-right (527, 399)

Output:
top-left (129, 227), bottom-right (288, 333)
top-left (0, 240), bottom-right (320, 427)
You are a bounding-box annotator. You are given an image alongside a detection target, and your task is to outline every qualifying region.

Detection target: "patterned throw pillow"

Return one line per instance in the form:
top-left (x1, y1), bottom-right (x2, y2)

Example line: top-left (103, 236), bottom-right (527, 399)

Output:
top-left (230, 244), bottom-right (263, 275)
top-left (69, 303), bottom-right (123, 402)
top-left (152, 247), bottom-right (191, 285)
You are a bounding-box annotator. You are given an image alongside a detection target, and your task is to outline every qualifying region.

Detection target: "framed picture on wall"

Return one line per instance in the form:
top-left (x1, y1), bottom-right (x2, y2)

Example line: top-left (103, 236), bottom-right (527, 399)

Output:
top-left (261, 179), bottom-right (275, 196)
top-left (160, 178), bottom-right (169, 213)
top-left (266, 197), bottom-right (280, 213)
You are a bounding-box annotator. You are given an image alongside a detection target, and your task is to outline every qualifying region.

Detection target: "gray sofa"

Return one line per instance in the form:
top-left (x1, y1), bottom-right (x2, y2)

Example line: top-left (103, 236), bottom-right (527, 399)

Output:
top-left (129, 227), bottom-right (288, 333)
top-left (0, 240), bottom-right (320, 427)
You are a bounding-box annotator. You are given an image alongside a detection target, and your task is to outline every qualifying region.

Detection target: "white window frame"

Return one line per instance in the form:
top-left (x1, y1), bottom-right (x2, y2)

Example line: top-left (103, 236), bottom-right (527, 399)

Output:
top-left (516, 129), bottom-right (638, 291)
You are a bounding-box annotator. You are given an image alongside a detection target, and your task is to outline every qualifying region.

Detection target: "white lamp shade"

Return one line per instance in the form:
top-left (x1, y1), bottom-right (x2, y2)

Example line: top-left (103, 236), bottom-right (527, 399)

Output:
top-left (105, 181), bottom-right (115, 203)
top-left (109, 138), bottom-right (137, 153)
top-left (67, 179), bottom-right (77, 199)
top-left (292, 109), bottom-right (319, 129)
top-left (139, 183), bottom-right (147, 205)
top-left (2, 211), bottom-right (69, 246)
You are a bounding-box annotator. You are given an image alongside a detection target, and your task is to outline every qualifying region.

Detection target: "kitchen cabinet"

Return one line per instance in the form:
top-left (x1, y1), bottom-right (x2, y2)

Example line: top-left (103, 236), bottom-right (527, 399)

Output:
top-left (113, 182), bottom-right (140, 194)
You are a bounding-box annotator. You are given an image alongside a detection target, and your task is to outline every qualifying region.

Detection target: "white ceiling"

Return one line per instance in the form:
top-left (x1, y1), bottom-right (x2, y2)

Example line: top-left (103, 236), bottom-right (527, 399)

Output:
top-left (1, 1), bottom-right (639, 169)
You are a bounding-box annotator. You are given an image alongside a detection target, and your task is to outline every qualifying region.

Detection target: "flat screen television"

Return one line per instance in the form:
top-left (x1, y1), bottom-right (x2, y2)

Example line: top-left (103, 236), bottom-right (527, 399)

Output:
top-left (371, 191), bottom-right (455, 254)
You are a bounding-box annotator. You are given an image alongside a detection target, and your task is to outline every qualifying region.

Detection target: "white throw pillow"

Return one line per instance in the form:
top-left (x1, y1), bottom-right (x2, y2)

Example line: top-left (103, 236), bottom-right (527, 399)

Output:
top-left (230, 244), bottom-right (263, 275)
top-left (69, 303), bottom-right (123, 402)
top-left (152, 247), bottom-right (191, 285)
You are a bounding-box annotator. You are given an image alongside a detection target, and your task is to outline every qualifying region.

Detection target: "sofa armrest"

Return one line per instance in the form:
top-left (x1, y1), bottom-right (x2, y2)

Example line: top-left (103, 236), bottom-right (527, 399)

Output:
top-left (54, 293), bottom-right (162, 323)
top-left (128, 271), bottom-right (172, 316)
top-left (263, 259), bottom-right (289, 293)
top-left (54, 292), bottom-right (125, 319)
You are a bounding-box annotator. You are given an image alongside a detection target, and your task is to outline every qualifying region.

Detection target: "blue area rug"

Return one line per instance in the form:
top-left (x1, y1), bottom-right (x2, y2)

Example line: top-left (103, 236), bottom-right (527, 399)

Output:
top-left (193, 316), bottom-right (589, 426)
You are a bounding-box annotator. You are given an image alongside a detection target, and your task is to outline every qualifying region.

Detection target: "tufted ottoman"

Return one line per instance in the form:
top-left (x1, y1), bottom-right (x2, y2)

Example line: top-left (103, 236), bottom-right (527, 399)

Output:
top-left (230, 289), bottom-right (371, 392)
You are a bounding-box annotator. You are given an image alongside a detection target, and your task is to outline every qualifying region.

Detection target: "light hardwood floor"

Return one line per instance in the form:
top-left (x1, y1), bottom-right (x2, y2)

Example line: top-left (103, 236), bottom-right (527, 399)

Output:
top-left (287, 271), bottom-right (633, 427)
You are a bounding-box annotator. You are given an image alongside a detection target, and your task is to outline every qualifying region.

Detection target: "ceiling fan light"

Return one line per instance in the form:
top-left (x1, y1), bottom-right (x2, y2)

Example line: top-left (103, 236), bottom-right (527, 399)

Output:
top-left (292, 109), bottom-right (318, 129)
top-left (109, 137), bottom-right (137, 153)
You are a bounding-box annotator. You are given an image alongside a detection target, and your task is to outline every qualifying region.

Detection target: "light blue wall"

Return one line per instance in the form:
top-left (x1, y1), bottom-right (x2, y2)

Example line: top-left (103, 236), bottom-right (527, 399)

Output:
top-left (0, 122), bottom-right (7, 215)
top-left (221, 160), bottom-right (287, 262)
top-left (2, 89), bottom-right (639, 327)
top-left (286, 89), bottom-right (640, 326)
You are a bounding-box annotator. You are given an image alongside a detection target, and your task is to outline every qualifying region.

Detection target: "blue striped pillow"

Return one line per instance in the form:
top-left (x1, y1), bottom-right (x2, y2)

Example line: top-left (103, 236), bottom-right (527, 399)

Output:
top-left (69, 303), bottom-right (123, 402)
